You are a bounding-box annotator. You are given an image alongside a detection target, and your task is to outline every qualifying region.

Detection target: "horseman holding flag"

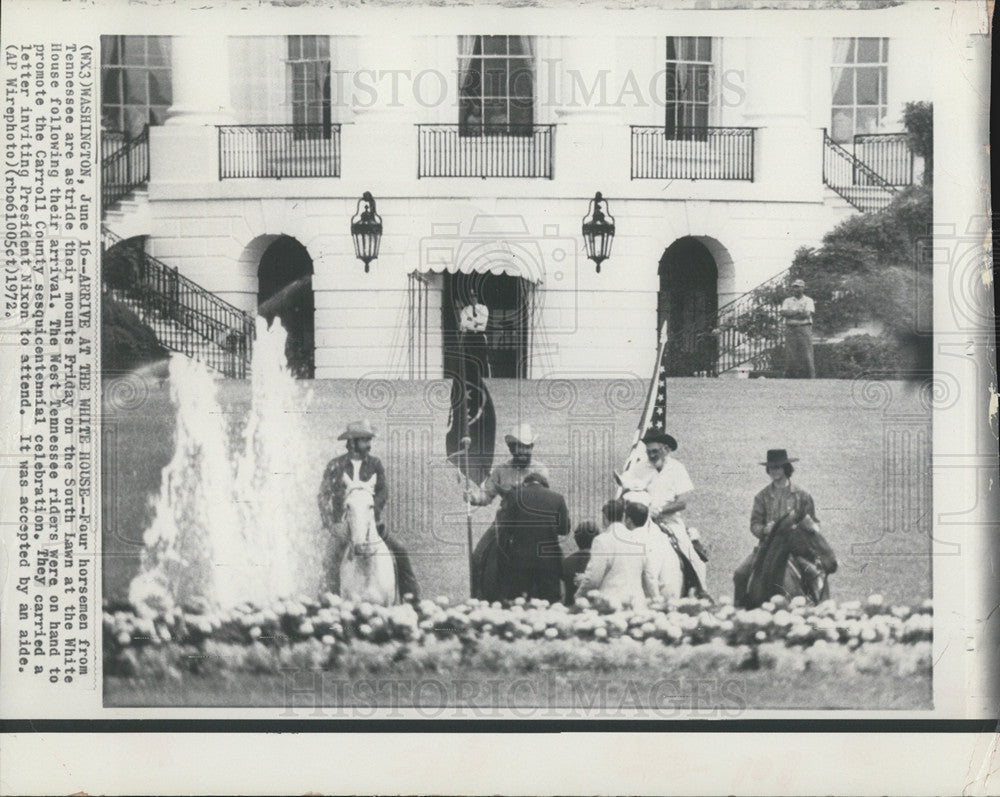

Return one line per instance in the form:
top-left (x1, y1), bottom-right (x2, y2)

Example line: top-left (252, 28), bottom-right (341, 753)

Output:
top-left (622, 429), bottom-right (709, 598)
top-left (464, 423), bottom-right (550, 600)
top-left (618, 321), bottom-right (710, 598)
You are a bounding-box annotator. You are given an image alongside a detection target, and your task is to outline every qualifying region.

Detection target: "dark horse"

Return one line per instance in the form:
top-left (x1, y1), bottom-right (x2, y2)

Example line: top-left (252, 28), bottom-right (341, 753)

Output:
top-left (743, 511), bottom-right (838, 609)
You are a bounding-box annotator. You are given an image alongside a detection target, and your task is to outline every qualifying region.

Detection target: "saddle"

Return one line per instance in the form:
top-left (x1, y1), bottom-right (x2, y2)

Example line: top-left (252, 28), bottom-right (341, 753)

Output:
top-left (658, 525), bottom-right (709, 600)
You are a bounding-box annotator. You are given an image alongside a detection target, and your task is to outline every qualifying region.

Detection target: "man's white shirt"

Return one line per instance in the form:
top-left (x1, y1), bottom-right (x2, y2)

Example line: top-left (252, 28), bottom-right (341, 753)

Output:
top-left (781, 295), bottom-right (815, 325)
top-left (627, 457), bottom-right (694, 522)
top-left (459, 303), bottom-right (489, 333)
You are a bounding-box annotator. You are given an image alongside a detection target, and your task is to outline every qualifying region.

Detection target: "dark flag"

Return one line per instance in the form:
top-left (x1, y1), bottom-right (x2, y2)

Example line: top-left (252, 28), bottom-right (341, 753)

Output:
top-left (445, 347), bottom-right (496, 486)
top-left (445, 340), bottom-right (497, 597)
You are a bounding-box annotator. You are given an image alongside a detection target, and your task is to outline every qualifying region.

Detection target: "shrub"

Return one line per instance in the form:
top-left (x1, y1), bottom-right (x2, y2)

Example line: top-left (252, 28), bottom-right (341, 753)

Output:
top-left (102, 297), bottom-right (169, 377)
top-left (814, 334), bottom-right (916, 379)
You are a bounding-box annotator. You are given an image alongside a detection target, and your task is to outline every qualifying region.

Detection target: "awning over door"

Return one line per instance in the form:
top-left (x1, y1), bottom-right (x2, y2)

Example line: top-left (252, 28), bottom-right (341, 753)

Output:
top-left (416, 239), bottom-right (545, 284)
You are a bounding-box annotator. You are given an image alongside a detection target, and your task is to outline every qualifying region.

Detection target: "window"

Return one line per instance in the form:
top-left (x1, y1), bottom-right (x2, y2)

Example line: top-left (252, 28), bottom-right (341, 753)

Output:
top-left (458, 36), bottom-right (534, 135)
top-left (831, 37), bottom-right (888, 143)
top-left (288, 36), bottom-right (332, 138)
top-left (101, 36), bottom-right (172, 137)
top-left (664, 37), bottom-right (713, 139)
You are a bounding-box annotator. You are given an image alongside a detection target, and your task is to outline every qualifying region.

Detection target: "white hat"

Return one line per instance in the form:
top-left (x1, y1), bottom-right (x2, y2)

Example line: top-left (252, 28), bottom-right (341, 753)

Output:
top-left (622, 490), bottom-right (652, 508)
top-left (504, 423), bottom-right (537, 446)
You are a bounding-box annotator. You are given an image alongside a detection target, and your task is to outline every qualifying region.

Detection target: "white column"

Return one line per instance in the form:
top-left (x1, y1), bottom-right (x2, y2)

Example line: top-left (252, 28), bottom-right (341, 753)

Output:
top-left (741, 38), bottom-right (820, 194)
top-left (166, 35), bottom-right (234, 125)
top-left (553, 36), bottom-right (623, 192)
top-left (341, 34), bottom-right (419, 186)
top-left (150, 35), bottom-right (233, 184)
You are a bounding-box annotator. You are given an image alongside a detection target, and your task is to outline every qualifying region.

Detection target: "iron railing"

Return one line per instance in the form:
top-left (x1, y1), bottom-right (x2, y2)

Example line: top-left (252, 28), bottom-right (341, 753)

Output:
top-left (101, 227), bottom-right (255, 378)
top-left (101, 126), bottom-right (149, 212)
top-left (631, 126), bottom-right (755, 181)
top-left (853, 132), bottom-right (915, 186)
top-left (417, 124), bottom-right (555, 178)
top-left (218, 124), bottom-right (342, 179)
top-left (822, 130), bottom-right (899, 213)
top-left (666, 269), bottom-right (790, 376)
top-left (712, 270), bottom-right (791, 375)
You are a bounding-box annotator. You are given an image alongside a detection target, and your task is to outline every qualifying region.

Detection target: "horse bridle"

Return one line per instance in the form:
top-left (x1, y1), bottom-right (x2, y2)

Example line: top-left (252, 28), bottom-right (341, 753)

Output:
top-left (345, 486), bottom-right (381, 558)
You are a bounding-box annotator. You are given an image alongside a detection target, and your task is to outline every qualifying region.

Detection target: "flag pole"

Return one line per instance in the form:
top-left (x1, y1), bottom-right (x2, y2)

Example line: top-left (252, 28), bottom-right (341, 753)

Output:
top-left (625, 321), bottom-right (670, 464)
top-left (458, 333), bottom-right (475, 596)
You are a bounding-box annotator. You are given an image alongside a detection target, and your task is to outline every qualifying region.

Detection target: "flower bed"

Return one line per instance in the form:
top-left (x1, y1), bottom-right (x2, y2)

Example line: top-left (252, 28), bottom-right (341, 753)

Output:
top-left (104, 593), bottom-right (932, 679)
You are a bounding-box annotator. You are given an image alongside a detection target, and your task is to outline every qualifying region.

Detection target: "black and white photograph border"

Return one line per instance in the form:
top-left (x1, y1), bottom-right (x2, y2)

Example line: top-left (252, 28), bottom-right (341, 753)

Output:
top-left (89, 0), bottom-right (983, 716)
top-left (1, 0), bottom-right (997, 793)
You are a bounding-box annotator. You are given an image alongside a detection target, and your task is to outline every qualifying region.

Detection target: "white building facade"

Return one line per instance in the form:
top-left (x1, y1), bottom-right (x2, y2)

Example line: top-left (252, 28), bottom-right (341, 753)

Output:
top-left (100, 25), bottom-right (930, 380)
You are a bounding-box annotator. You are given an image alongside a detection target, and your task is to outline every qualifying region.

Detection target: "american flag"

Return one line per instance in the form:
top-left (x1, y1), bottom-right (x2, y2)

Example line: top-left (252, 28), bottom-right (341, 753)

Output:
top-left (621, 321), bottom-right (669, 479)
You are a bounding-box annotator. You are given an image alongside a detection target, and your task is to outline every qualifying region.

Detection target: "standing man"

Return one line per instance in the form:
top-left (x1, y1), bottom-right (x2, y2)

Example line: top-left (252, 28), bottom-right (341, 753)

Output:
top-left (781, 279), bottom-right (816, 379)
top-left (562, 521), bottom-right (601, 604)
top-left (622, 430), bottom-right (709, 597)
top-left (458, 288), bottom-right (491, 379)
top-left (318, 420), bottom-right (420, 600)
top-left (733, 448), bottom-right (821, 607)
top-left (496, 473), bottom-right (570, 602)
top-left (576, 492), bottom-right (659, 609)
top-left (465, 423), bottom-right (549, 599)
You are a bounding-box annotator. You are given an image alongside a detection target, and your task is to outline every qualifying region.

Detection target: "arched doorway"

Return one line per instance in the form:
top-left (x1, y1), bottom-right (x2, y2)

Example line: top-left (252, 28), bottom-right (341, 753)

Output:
top-left (659, 237), bottom-right (719, 376)
top-left (257, 235), bottom-right (315, 379)
top-left (442, 271), bottom-right (530, 380)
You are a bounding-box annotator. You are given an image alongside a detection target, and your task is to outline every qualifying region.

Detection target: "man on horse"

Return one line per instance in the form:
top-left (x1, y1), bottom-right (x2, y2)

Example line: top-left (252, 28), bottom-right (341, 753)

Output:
top-left (318, 420), bottom-right (420, 600)
top-left (622, 429), bottom-right (709, 597)
top-left (734, 448), bottom-right (824, 607)
top-left (464, 423), bottom-right (549, 600)
top-left (465, 423), bottom-right (549, 508)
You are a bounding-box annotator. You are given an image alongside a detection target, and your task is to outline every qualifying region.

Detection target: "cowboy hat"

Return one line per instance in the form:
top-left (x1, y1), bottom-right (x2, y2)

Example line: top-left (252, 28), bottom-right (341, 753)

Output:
top-left (791, 279), bottom-right (806, 288)
top-left (640, 429), bottom-right (678, 451)
top-left (760, 448), bottom-right (799, 467)
top-left (504, 423), bottom-right (537, 446)
top-left (338, 420), bottom-right (376, 440)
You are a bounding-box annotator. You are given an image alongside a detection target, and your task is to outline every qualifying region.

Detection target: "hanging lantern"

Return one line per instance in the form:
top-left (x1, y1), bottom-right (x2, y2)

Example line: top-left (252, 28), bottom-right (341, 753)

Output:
top-left (581, 191), bottom-right (615, 273)
top-left (350, 191), bottom-right (383, 272)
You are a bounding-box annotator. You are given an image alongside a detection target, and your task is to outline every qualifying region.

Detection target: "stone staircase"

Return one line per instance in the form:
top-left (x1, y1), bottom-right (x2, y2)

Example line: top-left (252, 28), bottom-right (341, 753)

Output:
top-left (102, 189), bottom-right (151, 242)
top-left (101, 228), bottom-right (254, 378)
top-left (821, 131), bottom-right (901, 213)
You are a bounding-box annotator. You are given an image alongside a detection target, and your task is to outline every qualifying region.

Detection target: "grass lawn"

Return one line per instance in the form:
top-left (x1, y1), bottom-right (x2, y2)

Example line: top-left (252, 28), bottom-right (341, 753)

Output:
top-left (102, 375), bottom-right (932, 607)
top-left (102, 374), bottom-right (932, 710)
top-left (105, 667), bottom-right (931, 711)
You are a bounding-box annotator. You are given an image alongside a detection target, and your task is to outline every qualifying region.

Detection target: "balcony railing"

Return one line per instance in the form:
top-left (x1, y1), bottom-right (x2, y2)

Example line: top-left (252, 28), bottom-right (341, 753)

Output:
top-left (853, 133), bottom-right (915, 186)
top-left (823, 130), bottom-right (898, 213)
top-left (631, 126), bottom-right (755, 181)
top-left (101, 126), bottom-right (149, 212)
top-left (218, 124), bottom-right (341, 179)
top-left (417, 124), bottom-right (555, 179)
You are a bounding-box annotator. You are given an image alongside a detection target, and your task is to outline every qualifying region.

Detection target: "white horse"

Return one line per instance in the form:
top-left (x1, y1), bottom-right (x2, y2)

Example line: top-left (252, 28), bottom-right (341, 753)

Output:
top-left (643, 519), bottom-right (686, 601)
top-left (338, 473), bottom-right (397, 605)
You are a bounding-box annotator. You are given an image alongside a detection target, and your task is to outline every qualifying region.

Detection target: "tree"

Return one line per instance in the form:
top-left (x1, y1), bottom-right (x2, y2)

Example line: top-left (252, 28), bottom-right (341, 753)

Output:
top-left (902, 101), bottom-right (933, 185)
top-left (788, 182), bottom-right (932, 376)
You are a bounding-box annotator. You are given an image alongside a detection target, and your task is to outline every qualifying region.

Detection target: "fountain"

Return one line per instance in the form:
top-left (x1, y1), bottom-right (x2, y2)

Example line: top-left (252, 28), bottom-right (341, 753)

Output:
top-left (128, 319), bottom-right (323, 615)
